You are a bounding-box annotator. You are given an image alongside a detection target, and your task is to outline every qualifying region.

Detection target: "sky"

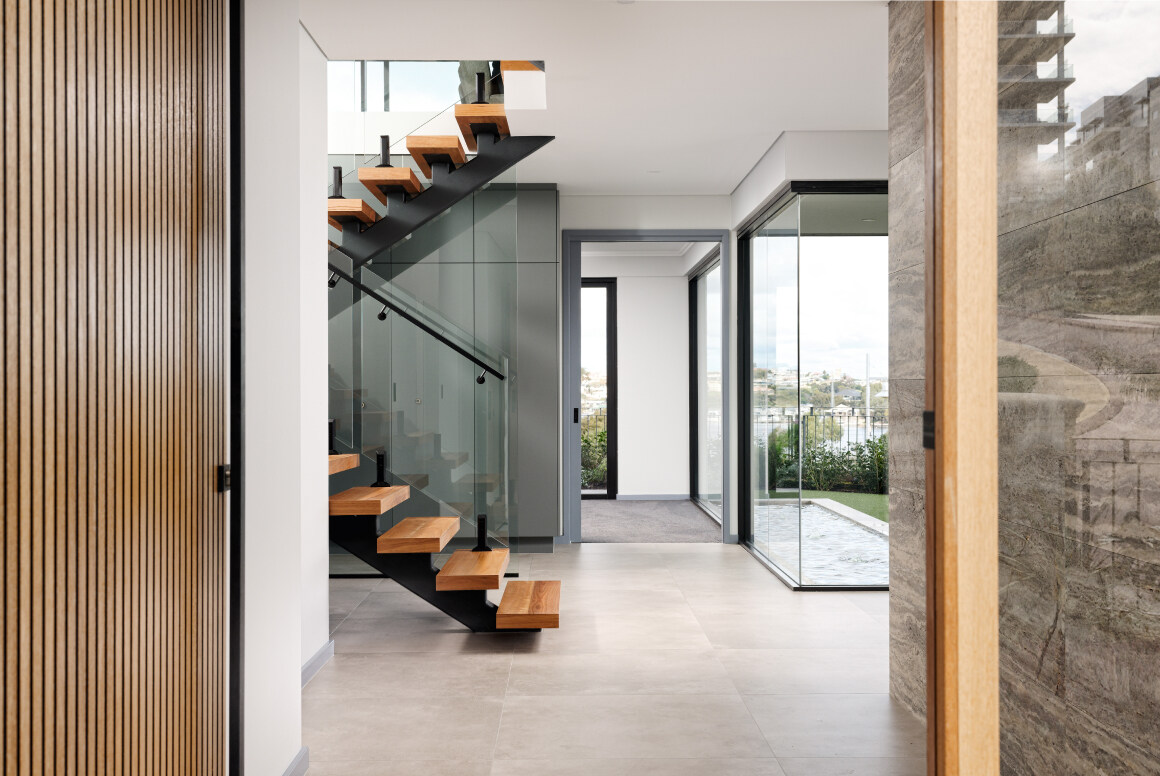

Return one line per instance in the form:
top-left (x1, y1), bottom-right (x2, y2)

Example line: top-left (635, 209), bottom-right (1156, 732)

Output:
top-left (751, 235), bottom-right (889, 381)
top-left (1064, 1), bottom-right (1160, 121)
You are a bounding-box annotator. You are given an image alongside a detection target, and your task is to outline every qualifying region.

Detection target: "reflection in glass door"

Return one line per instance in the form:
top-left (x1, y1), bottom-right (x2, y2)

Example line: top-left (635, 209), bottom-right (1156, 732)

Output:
top-left (692, 260), bottom-right (724, 520)
top-left (580, 279), bottom-right (617, 498)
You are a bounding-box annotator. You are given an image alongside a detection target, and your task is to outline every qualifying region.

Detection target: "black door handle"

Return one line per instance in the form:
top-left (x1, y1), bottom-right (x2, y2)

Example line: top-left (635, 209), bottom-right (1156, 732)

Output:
top-left (573, 408), bottom-right (579, 423)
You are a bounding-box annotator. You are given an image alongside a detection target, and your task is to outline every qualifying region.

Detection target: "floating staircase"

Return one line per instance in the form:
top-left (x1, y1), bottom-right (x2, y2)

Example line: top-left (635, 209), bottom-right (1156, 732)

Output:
top-left (326, 71), bottom-right (554, 266)
top-left (324, 71), bottom-right (558, 634)
top-left (327, 449), bottom-right (560, 633)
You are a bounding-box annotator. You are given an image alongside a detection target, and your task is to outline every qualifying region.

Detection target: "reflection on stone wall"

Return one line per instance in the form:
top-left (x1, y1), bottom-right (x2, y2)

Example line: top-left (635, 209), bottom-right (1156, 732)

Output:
top-left (888, 0), bottom-right (1160, 771)
top-left (997, 0), bottom-right (1160, 771)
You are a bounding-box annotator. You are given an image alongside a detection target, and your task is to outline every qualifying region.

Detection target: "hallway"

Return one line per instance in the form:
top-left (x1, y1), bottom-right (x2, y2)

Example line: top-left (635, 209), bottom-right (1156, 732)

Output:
top-left (304, 543), bottom-right (923, 775)
top-left (581, 499), bottom-right (721, 543)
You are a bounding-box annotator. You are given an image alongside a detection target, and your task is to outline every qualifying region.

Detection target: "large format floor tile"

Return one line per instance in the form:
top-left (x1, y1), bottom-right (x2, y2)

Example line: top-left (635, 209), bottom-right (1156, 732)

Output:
top-left (493, 694), bottom-right (774, 759)
top-left (744, 694), bottom-right (926, 759)
top-left (304, 541), bottom-right (924, 775)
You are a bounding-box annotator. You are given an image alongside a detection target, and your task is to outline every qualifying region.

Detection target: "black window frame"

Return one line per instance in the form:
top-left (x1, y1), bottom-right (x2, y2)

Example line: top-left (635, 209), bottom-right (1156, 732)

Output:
top-left (580, 277), bottom-right (618, 500)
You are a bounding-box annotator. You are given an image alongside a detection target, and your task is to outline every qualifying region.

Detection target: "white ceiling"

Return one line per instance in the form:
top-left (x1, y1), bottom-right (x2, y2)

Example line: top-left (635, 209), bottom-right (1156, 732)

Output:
top-left (301, 0), bottom-right (889, 196)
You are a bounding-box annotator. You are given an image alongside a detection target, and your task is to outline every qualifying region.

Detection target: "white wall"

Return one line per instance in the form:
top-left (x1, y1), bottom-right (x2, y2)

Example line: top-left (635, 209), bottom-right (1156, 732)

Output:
top-left (299, 25), bottom-right (331, 682)
top-left (582, 255), bottom-right (690, 497)
top-left (730, 130), bottom-right (889, 228)
top-left (561, 195), bottom-right (731, 231)
top-left (244, 1), bottom-right (305, 773)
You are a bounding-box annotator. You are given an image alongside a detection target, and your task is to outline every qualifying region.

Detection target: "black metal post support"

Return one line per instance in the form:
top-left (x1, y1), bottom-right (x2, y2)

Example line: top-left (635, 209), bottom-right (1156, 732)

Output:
top-left (474, 71), bottom-right (487, 104)
top-left (328, 165), bottom-right (343, 199)
top-left (327, 514), bottom-right (537, 632)
top-left (328, 418), bottom-right (338, 454)
top-left (372, 449), bottom-right (389, 487)
top-left (377, 135), bottom-right (392, 167)
top-left (474, 515), bottom-right (492, 552)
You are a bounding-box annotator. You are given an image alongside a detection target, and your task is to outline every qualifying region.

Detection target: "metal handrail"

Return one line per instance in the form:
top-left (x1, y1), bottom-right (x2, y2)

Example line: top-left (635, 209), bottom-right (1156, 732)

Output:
top-left (327, 261), bottom-right (506, 381)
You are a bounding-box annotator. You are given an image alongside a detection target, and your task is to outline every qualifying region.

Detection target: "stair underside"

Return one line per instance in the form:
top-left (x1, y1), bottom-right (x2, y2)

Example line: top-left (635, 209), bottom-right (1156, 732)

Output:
top-left (436, 548), bottom-right (510, 591)
top-left (328, 453), bottom-right (360, 475)
top-left (497, 580), bottom-right (560, 629)
top-left (329, 485), bottom-right (410, 516)
top-left (377, 516), bottom-right (460, 554)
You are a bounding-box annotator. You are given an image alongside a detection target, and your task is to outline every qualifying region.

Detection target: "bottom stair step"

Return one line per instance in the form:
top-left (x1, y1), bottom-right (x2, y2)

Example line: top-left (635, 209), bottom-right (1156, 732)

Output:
top-left (496, 580), bottom-right (561, 629)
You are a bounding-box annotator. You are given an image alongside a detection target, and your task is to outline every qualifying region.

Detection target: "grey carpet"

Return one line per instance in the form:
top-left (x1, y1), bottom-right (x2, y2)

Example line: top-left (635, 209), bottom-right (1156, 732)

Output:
top-left (582, 499), bottom-right (722, 543)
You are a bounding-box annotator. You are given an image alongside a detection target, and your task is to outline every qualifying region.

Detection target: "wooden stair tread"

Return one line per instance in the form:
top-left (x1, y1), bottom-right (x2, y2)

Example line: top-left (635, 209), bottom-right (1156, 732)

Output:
top-left (455, 473), bottom-right (502, 489)
top-left (328, 453), bottom-right (361, 475)
top-left (358, 166), bottom-right (423, 206)
top-left (329, 485), bottom-right (410, 516)
top-left (406, 135), bottom-right (467, 178)
top-left (497, 580), bottom-right (561, 629)
top-left (435, 548), bottom-right (510, 591)
top-left (398, 473), bottom-right (430, 489)
top-left (443, 451), bottom-right (469, 466)
top-left (327, 198), bottom-right (378, 229)
top-left (454, 104), bottom-right (511, 152)
top-left (377, 516), bottom-right (461, 554)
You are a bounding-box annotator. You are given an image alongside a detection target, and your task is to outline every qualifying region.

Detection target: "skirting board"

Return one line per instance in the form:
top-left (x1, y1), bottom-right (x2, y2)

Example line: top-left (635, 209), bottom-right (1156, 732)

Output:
top-left (301, 640), bottom-right (334, 688)
top-left (282, 747), bottom-right (309, 776)
top-left (616, 494), bottom-right (691, 501)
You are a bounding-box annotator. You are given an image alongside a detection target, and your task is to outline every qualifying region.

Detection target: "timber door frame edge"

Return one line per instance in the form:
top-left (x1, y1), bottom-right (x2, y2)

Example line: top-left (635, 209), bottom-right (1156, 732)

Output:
top-left (924, 3), bottom-right (1000, 775)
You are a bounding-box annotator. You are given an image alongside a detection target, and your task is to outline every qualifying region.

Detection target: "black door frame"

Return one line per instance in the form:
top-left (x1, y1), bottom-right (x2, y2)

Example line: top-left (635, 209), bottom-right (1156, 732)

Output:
top-left (580, 278), bottom-right (618, 500)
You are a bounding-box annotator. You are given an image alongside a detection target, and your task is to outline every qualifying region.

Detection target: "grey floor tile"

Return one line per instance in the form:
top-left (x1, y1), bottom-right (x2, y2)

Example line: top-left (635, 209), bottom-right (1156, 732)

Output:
top-left (491, 758), bottom-right (787, 775)
top-left (719, 648), bottom-right (889, 694)
top-left (512, 611), bottom-right (714, 653)
top-left (494, 694), bottom-right (775, 759)
top-left (507, 650), bottom-right (735, 695)
top-left (307, 761), bottom-right (492, 776)
top-left (778, 757), bottom-right (926, 776)
top-left (330, 589), bottom-right (372, 616)
top-left (346, 590), bottom-right (450, 619)
top-left (695, 611), bottom-right (887, 650)
top-left (304, 695), bottom-right (504, 762)
top-left (331, 615), bottom-right (526, 654)
top-left (843, 592), bottom-right (891, 618)
top-left (304, 652), bottom-right (513, 698)
top-left (744, 694), bottom-right (926, 759)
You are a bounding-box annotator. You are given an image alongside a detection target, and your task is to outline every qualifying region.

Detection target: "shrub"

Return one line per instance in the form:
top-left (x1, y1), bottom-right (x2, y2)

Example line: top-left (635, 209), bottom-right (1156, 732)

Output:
top-left (580, 427), bottom-right (607, 488)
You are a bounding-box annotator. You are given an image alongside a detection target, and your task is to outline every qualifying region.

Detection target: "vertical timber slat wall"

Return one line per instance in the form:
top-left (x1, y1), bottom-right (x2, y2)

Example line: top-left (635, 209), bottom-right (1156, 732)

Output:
top-left (1, 1), bottom-right (229, 774)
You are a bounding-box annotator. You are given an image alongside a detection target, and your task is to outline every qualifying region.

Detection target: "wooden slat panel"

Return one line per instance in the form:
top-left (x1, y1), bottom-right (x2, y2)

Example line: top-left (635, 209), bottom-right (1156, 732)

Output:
top-left (0, 1), bottom-right (229, 773)
top-left (925, 3), bottom-right (1000, 776)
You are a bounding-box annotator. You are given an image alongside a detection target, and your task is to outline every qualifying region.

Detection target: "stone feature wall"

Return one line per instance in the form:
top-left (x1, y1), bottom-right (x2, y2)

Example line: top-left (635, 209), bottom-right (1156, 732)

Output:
top-left (888, 1), bottom-right (1160, 772)
top-left (886, 0), bottom-right (928, 721)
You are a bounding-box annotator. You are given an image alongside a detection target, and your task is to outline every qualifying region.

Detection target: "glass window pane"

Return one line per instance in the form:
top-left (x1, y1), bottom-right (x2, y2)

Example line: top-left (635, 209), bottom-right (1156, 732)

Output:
top-left (696, 263), bottom-right (724, 518)
top-left (750, 198), bottom-right (801, 582)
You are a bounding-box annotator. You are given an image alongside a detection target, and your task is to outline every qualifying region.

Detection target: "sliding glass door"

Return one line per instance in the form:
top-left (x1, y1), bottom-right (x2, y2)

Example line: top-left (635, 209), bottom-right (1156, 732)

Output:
top-left (691, 260), bottom-right (724, 520)
top-left (580, 279), bottom-right (617, 498)
top-left (742, 189), bottom-right (889, 588)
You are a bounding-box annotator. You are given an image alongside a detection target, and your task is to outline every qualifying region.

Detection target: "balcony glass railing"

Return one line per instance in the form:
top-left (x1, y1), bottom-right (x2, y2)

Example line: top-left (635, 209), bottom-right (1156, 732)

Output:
top-left (999, 63), bottom-right (1074, 81)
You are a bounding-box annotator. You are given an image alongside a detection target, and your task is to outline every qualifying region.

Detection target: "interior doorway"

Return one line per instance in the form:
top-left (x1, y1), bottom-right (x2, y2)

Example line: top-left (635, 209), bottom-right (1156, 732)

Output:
top-left (562, 229), bottom-right (735, 544)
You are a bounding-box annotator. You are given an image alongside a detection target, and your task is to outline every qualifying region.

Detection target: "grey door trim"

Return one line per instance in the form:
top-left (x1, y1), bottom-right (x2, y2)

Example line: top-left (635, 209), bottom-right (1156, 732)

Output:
top-left (561, 228), bottom-right (735, 545)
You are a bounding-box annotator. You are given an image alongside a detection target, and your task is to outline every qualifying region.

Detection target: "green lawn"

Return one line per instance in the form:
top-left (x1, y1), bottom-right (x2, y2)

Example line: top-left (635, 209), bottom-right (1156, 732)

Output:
top-left (769, 490), bottom-right (889, 522)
